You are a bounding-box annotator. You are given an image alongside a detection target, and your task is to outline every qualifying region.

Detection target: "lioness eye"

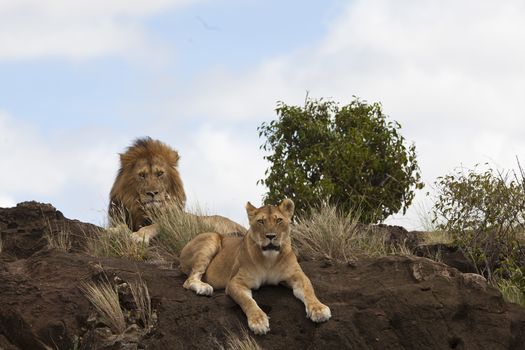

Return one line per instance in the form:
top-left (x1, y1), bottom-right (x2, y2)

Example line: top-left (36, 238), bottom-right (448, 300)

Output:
top-left (276, 218), bottom-right (283, 224)
top-left (257, 219), bottom-right (264, 224)
top-left (156, 171), bottom-right (164, 177)
top-left (139, 172), bottom-right (146, 178)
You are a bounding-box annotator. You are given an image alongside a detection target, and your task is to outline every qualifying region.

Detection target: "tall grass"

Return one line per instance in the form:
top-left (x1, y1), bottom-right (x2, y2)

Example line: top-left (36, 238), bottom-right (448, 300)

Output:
top-left (129, 276), bottom-right (155, 332)
top-left (80, 280), bottom-right (126, 333)
top-left (44, 219), bottom-right (72, 252)
top-left (85, 224), bottom-right (150, 261)
top-left (497, 279), bottom-right (525, 307)
top-left (85, 206), bottom-right (150, 260)
top-left (294, 204), bottom-right (361, 262)
top-left (151, 203), bottom-right (216, 257)
top-left (88, 200), bottom-right (243, 261)
top-left (293, 203), bottom-right (413, 263)
top-left (420, 230), bottom-right (453, 245)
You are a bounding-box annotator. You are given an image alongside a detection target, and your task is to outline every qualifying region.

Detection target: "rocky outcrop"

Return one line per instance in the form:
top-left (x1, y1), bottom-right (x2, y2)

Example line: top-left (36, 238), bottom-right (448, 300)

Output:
top-left (0, 202), bottom-right (524, 349)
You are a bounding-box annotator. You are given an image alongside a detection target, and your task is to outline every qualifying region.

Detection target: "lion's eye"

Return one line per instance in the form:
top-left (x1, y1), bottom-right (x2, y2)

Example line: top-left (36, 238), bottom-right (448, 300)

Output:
top-left (276, 218), bottom-right (283, 224)
top-left (156, 171), bottom-right (164, 177)
top-left (257, 219), bottom-right (265, 225)
top-left (138, 172), bottom-right (146, 178)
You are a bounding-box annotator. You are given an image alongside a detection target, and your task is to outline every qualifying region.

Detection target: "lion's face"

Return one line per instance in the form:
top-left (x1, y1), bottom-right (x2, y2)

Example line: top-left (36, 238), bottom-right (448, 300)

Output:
top-left (246, 199), bottom-right (294, 256)
top-left (109, 138), bottom-right (186, 231)
top-left (133, 156), bottom-right (173, 208)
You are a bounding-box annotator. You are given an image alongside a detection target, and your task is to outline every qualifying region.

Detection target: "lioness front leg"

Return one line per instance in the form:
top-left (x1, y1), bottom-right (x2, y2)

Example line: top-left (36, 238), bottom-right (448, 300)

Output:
top-left (180, 232), bottom-right (221, 296)
top-left (226, 278), bottom-right (270, 335)
top-left (287, 269), bottom-right (331, 323)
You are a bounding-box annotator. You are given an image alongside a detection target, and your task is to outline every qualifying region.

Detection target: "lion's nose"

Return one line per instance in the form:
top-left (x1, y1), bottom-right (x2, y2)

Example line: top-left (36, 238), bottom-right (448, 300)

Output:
top-left (266, 234), bottom-right (276, 240)
top-left (146, 191), bottom-right (159, 198)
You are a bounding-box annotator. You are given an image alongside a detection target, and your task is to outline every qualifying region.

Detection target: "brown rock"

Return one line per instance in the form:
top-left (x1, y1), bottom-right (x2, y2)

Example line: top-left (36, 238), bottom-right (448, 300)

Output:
top-left (0, 202), bottom-right (524, 349)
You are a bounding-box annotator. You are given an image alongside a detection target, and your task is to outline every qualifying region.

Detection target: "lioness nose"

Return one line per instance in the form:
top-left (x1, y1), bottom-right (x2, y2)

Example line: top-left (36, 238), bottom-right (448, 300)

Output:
top-left (266, 234), bottom-right (276, 240)
top-left (146, 191), bottom-right (159, 198)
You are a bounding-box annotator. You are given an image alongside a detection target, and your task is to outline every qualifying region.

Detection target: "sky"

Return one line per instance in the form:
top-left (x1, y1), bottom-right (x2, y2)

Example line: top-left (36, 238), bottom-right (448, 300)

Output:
top-left (1, 0), bottom-right (524, 229)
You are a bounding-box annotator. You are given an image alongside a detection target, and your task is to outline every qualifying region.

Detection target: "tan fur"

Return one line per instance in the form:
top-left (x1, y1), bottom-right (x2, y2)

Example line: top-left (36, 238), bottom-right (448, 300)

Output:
top-left (180, 199), bottom-right (331, 335)
top-left (109, 137), bottom-right (186, 232)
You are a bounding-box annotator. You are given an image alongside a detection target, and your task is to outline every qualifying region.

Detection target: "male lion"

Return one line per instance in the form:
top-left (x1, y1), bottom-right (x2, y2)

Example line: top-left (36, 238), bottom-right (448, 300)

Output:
top-left (109, 137), bottom-right (244, 243)
top-left (180, 199), bottom-right (331, 335)
top-left (109, 137), bottom-right (186, 234)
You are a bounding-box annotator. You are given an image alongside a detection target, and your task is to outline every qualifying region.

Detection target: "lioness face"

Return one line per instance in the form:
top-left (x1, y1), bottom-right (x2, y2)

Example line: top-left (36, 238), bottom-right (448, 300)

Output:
top-left (246, 199), bottom-right (295, 256)
top-left (134, 157), bottom-right (172, 208)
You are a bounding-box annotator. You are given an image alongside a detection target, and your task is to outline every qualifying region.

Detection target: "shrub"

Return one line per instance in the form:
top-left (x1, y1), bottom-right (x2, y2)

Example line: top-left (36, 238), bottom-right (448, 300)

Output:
top-left (258, 96), bottom-right (423, 223)
top-left (432, 163), bottom-right (525, 284)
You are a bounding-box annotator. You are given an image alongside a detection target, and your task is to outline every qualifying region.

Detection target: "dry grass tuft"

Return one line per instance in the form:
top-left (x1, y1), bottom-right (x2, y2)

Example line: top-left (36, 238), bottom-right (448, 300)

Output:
top-left (151, 203), bottom-right (216, 257)
top-left (293, 202), bottom-right (414, 263)
top-left (420, 230), bottom-right (453, 245)
top-left (293, 203), bottom-right (361, 262)
top-left (44, 219), bottom-right (72, 252)
top-left (85, 206), bottom-right (150, 260)
top-left (85, 224), bottom-right (150, 261)
top-left (87, 199), bottom-right (245, 262)
top-left (129, 276), bottom-right (155, 332)
top-left (80, 280), bottom-right (126, 333)
top-left (217, 328), bottom-right (261, 350)
top-left (497, 279), bottom-right (525, 307)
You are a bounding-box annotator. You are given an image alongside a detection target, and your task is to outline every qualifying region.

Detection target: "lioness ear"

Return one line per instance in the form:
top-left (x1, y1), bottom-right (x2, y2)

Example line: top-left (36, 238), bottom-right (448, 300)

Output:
top-left (246, 201), bottom-right (257, 218)
top-left (279, 198), bottom-right (294, 218)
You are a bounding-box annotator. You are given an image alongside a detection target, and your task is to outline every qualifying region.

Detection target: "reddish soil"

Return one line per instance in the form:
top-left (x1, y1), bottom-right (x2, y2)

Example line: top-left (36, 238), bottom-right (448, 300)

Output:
top-left (1, 202), bottom-right (524, 349)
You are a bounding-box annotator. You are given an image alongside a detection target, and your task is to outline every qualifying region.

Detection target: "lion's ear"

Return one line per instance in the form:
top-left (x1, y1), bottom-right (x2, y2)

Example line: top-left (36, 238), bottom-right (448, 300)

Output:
top-left (279, 198), bottom-right (295, 219)
top-left (119, 153), bottom-right (134, 167)
top-left (168, 151), bottom-right (180, 167)
top-left (246, 201), bottom-right (257, 218)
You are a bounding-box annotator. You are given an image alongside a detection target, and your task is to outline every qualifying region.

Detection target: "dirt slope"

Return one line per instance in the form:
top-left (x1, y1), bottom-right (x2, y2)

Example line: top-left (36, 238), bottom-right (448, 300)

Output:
top-left (0, 202), bottom-right (524, 350)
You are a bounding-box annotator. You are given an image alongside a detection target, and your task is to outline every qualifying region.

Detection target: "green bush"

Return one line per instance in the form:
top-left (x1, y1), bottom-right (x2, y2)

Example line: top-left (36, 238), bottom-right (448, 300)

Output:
top-left (432, 164), bottom-right (525, 300)
top-left (258, 97), bottom-right (423, 223)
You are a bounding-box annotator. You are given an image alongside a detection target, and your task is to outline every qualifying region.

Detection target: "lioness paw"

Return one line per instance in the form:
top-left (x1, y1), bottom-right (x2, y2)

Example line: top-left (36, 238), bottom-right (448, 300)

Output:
top-left (194, 283), bottom-right (213, 296)
top-left (248, 310), bottom-right (270, 335)
top-left (307, 303), bottom-right (331, 323)
top-left (184, 280), bottom-right (214, 296)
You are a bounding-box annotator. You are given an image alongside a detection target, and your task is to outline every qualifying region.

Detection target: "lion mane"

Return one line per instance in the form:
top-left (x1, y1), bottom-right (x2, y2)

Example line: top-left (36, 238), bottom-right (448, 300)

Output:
top-left (109, 137), bottom-right (186, 231)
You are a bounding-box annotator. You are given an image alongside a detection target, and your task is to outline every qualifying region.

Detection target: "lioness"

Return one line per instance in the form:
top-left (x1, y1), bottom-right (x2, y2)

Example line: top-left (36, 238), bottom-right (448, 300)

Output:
top-left (180, 199), bottom-right (331, 334)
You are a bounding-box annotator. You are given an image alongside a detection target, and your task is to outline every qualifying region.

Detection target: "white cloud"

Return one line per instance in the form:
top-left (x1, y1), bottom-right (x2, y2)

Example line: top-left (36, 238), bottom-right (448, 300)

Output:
top-left (0, 110), bottom-right (267, 227)
top-left (167, 0), bottom-right (525, 229)
top-left (0, 111), bottom-right (125, 223)
top-left (179, 125), bottom-right (268, 226)
top-left (3, 0), bottom-right (525, 230)
top-left (0, 195), bottom-right (16, 208)
top-left (0, 112), bottom-right (67, 195)
top-left (0, 0), bottom-right (196, 60)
